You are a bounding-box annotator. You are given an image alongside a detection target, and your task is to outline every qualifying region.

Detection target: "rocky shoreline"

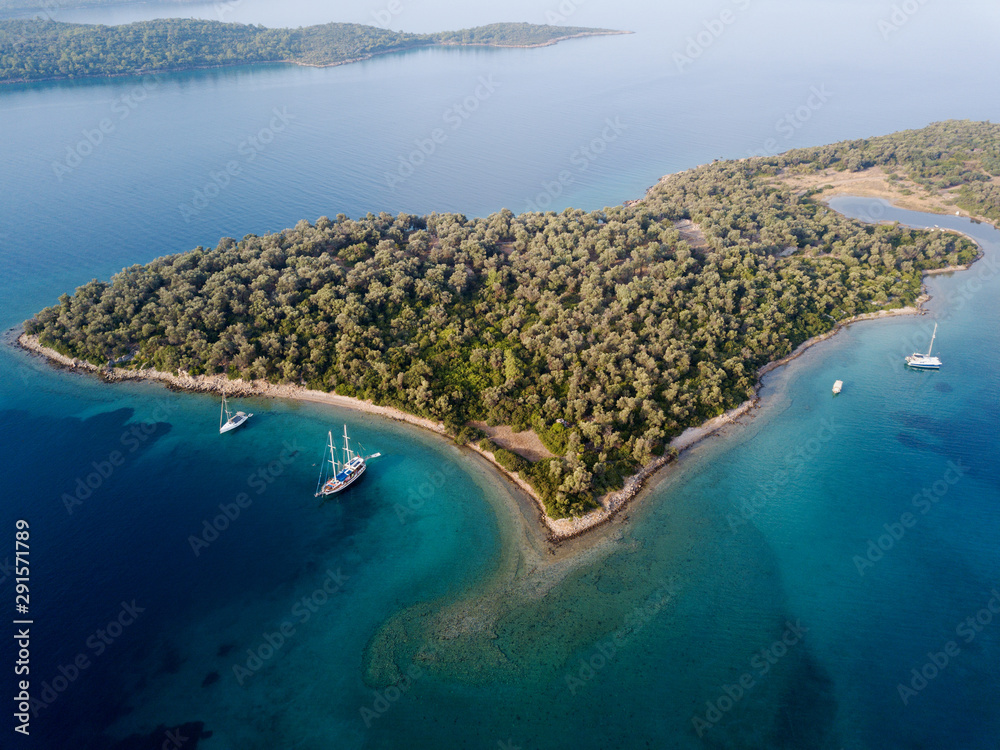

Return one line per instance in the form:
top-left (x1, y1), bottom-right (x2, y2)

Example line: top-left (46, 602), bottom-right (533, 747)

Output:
top-left (11, 303), bottom-right (906, 544)
top-left (12, 196), bottom-right (988, 545)
top-left (8, 302), bottom-right (922, 543)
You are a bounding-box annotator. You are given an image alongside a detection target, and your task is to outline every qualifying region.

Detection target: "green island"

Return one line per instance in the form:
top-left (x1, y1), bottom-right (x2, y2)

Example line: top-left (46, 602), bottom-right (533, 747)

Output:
top-left (0, 18), bottom-right (626, 83)
top-left (21, 120), bottom-right (999, 521)
top-left (0, 0), bottom-right (179, 9)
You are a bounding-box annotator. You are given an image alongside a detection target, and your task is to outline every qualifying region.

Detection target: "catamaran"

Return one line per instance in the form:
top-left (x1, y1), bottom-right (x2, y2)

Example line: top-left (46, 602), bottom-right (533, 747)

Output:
top-left (219, 392), bottom-right (252, 434)
top-left (315, 425), bottom-right (381, 497)
top-left (905, 323), bottom-right (942, 369)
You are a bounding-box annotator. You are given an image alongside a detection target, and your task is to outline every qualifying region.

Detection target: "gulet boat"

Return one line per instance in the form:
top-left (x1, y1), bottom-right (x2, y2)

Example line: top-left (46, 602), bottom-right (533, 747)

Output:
top-left (315, 425), bottom-right (381, 497)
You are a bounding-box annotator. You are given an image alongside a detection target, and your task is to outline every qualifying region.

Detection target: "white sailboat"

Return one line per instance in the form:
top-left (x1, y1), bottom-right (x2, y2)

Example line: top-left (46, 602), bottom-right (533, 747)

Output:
top-left (219, 392), bottom-right (252, 434)
top-left (905, 323), bottom-right (942, 369)
top-left (315, 425), bottom-right (381, 497)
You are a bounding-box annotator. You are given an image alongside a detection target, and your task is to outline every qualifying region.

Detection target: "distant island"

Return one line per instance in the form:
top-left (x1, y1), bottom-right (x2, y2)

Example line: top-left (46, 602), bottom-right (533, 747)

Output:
top-left (18, 120), bottom-right (998, 536)
top-left (0, 18), bottom-right (628, 83)
top-left (0, 0), bottom-right (201, 9)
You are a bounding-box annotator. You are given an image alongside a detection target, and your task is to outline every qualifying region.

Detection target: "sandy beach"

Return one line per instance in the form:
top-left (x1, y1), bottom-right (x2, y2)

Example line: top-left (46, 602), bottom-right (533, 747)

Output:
top-left (9, 302), bottom-right (925, 543)
top-left (14, 332), bottom-right (451, 435)
top-left (13, 188), bottom-right (993, 544)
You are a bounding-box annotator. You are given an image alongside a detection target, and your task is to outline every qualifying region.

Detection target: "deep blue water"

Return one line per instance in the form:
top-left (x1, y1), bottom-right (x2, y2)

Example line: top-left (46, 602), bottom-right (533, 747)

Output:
top-left (2, 1), bottom-right (1000, 747)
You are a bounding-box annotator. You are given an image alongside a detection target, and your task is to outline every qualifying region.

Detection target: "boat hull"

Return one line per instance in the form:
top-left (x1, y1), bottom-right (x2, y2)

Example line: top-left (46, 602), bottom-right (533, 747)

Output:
top-left (905, 354), bottom-right (942, 369)
top-left (220, 412), bottom-right (251, 434)
top-left (317, 461), bottom-right (366, 496)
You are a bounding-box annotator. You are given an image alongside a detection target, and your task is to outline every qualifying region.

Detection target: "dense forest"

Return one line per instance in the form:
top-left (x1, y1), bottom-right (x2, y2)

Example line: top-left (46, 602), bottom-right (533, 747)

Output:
top-left (25, 120), bottom-right (997, 517)
top-left (0, 19), bottom-right (616, 82)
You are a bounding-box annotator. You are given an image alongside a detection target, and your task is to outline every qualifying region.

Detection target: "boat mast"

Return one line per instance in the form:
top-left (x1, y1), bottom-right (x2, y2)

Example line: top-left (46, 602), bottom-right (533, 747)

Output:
top-left (327, 431), bottom-right (340, 474)
top-left (220, 395), bottom-right (225, 430)
top-left (927, 323), bottom-right (937, 356)
top-left (343, 424), bottom-right (354, 462)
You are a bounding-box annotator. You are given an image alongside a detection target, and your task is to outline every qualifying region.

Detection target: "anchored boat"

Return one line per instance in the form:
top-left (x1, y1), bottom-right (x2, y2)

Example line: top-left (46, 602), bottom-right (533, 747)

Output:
top-left (905, 323), bottom-right (942, 369)
top-left (832, 380), bottom-right (843, 394)
top-left (315, 425), bottom-right (381, 497)
top-left (219, 392), bottom-right (252, 434)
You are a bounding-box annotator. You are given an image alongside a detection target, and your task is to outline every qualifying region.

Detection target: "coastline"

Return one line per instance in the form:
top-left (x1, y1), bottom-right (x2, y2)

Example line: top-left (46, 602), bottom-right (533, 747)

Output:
top-left (431, 30), bottom-right (633, 50)
top-left (0, 31), bottom-right (630, 85)
top-left (13, 327), bottom-right (632, 541)
top-left (13, 331), bottom-right (452, 437)
top-left (11, 194), bottom-right (993, 545)
top-left (5, 301), bottom-right (927, 543)
top-left (531, 269), bottom-right (971, 539)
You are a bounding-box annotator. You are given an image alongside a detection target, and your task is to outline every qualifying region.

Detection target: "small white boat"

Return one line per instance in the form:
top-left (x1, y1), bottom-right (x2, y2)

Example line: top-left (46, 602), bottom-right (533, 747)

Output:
top-left (832, 380), bottom-right (843, 394)
top-left (905, 323), bottom-right (942, 369)
top-left (219, 392), bottom-right (252, 434)
top-left (315, 425), bottom-right (381, 497)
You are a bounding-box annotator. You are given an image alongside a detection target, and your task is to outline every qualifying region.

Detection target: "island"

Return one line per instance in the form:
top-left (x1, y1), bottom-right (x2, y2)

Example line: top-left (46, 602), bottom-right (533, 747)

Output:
top-left (0, 19), bottom-right (628, 83)
top-left (18, 119), bottom-right (999, 538)
top-left (0, 0), bottom-right (195, 9)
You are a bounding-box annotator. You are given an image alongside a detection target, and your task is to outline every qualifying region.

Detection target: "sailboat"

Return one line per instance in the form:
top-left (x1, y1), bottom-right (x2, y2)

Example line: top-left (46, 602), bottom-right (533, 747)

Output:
top-left (905, 323), bottom-right (942, 369)
top-left (315, 425), bottom-right (381, 497)
top-left (219, 392), bottom-right (252, 434)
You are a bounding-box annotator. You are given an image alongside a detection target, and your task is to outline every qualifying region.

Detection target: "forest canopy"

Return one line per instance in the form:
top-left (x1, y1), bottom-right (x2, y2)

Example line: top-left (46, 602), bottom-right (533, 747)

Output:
top-left (25, 120), bottom-right (997, 517)
top-left (0, 19), bottom-right (621, 83)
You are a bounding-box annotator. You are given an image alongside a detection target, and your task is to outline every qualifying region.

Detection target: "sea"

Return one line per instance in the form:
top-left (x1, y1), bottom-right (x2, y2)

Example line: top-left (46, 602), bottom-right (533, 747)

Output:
top-left (1, 1), bottom-right (999, 748)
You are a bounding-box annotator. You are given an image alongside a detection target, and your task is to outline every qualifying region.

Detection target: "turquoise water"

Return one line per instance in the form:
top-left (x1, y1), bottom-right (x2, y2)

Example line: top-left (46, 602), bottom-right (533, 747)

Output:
top-left (2, 2), bottom-right (1000, 747)
top-left (351, 202), bottom-right (1000, 750)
